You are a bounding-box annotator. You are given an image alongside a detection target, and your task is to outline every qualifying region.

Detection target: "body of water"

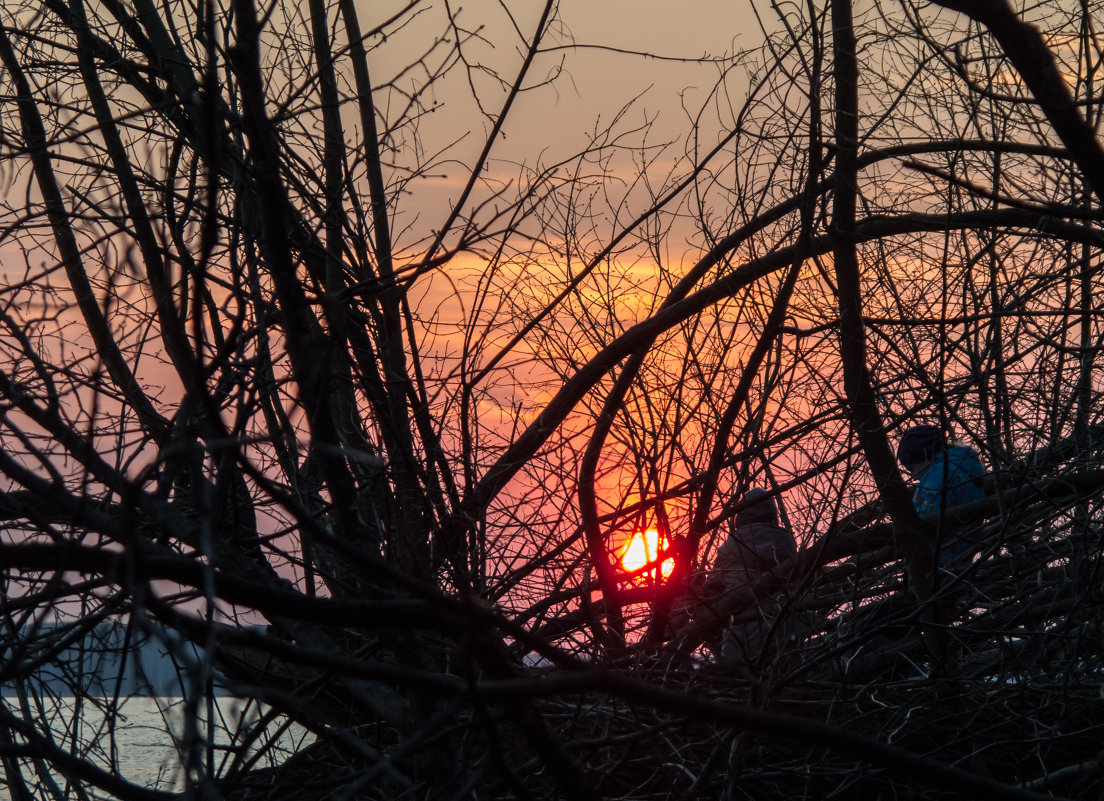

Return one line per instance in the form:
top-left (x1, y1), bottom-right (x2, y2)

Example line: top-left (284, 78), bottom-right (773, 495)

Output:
top-left (0, 695), bottom-right (313, 800)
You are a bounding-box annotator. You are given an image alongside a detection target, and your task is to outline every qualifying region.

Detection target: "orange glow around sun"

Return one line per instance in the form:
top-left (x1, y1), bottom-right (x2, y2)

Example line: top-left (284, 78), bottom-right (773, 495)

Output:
top-left (619, 529), bottom-right (675, 578)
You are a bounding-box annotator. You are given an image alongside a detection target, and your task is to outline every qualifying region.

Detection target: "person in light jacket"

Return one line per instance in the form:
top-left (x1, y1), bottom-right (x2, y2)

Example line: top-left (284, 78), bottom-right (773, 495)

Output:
top-left (708, 488), bottom-right (797, 668)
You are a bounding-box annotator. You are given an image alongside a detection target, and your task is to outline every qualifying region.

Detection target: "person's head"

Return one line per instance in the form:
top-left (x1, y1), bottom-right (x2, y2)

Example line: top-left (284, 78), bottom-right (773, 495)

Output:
top-left (897, 424), bottom-right (944, 476)
top-left (736, 487), bottom-right (779, 525)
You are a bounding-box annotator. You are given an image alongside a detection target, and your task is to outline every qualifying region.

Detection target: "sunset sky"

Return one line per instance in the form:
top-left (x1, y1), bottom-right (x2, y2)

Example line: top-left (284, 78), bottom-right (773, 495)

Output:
top-left (360, 0), bottom-right (765, 234)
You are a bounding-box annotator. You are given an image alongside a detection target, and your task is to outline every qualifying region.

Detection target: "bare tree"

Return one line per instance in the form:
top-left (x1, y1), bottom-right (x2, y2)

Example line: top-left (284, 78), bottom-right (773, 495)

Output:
top-left (2, 0), bottom-right (1104, 798)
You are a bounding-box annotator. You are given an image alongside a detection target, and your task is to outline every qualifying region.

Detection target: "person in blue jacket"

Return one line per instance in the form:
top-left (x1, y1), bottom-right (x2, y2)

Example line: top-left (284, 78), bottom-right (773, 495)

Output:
top-left (897, 424), bottom-right (987, 564)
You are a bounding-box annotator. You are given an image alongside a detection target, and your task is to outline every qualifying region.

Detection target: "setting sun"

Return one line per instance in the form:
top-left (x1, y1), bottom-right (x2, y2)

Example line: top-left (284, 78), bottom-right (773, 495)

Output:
top-left (619, 529), bottom-right (676, 578)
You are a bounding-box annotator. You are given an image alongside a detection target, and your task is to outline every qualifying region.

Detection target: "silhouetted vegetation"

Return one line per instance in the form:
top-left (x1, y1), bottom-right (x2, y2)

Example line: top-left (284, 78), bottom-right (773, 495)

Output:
top-left (2, 1), bottom-right (1104, 798)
